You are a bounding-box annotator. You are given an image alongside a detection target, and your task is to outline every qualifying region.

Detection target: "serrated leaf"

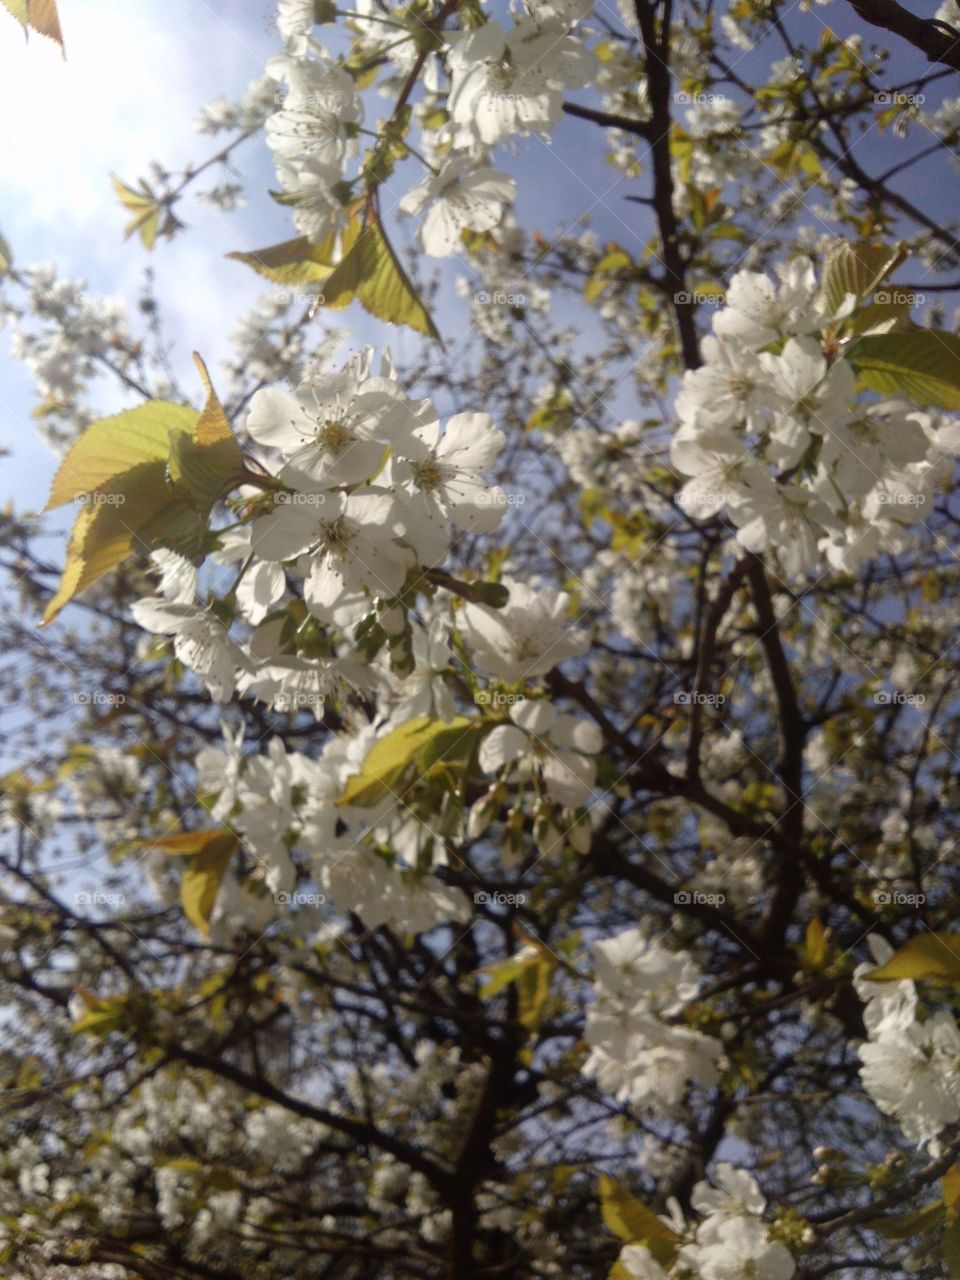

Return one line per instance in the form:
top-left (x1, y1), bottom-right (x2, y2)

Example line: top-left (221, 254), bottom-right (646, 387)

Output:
top-left (167, 356), bottom-right (245, 509)
top-left (866, 933), bottom-right (960, 984)
top-left (598, 1176), bottom-right (680, 1264)
top-left (319, 215), bottom-right (440, 341)
top-left (848, 330), bottom-right (960, 410)
top-left (46, 402), bottom-right (199, 510)
top-left (338, 716), bottom-right (477, 807)
top-left (226, 234), bottom-right (336, 286)
top-left (2, 0), bottom-right (64, 51)
top-left (819, 240), bottom-right (907, 316)
top-left (42, 462), bottom-right (207, 624)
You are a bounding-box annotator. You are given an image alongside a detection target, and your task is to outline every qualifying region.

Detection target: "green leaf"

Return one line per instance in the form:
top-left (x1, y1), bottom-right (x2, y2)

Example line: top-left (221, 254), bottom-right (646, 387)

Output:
top-left (866, 933), bottom-right (960, 984)
top-left (598, 1176), bottom-right (680, 1265)
top-left (177, 834), bottom-right (239, 936)
top-left (43, 462), bottom-right (173, 624)
top-left (112, 176), bottom-right (171, 250)
top-left (226, 234), bottom-right (336, 286)
top-left (871, 1200), bottom-right (944, 1239)
top-left (45, 401), bottom-right (199, 510)
top-left (319, 215), bottom-right (440, 341)
top-left (480, 949), bottom-right (557, 1033)
top-left (338, 716), bottom-right (478, 807)
top-left (135, 828), bottom-right (238, 858)
top-left (167, 356), bottom-right (246, 510)
top-left (71, 994), bottom-right (131, 1038)
top-left (848, 330), bottom-right (960, 410)
top-left (819, 240), bottom-right (906, 317)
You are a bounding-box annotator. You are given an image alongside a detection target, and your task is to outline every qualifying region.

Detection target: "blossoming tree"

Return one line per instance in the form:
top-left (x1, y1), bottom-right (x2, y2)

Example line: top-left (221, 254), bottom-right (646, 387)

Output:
top-left (3, 0), bottom-right (960, 1275)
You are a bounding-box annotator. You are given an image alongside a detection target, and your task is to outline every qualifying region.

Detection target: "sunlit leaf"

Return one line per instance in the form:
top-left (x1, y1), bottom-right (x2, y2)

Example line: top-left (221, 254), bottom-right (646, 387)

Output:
top-left (866, 933), bottom-right (960, 984)
top-left (1, 0), bottom-right (64, 52)
top-left (319, 215), bottom-right (440, 341)
top-left (226, 234), bottom-right (336, 286)
top-left (819, 240), bottom-right (906, 316)
top-left (848, 331), bottom-right (960, 410)
top-left (45, 402), bottom-right (198, 510)
top-left (338, 716), bottom-right (479, 807)
top-left (598, 1176), bottom-right (680, 1264)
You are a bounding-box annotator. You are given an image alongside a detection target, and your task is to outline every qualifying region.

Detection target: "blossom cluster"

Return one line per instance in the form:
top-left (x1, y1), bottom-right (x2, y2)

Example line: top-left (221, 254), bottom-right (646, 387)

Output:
top-left (582, 927), bottom-right (724, 1109)
top-left (618, 1165), bottom-right (795, 1280)
top-left (671, 261), bottom-right (960, 575)
top-left (855, 936), bottom-right (960, 1150)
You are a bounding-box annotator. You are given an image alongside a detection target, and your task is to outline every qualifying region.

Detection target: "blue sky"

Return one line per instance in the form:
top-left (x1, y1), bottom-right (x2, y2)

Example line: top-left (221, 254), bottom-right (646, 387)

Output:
top-left (1, 0), bottom-right (957, 519)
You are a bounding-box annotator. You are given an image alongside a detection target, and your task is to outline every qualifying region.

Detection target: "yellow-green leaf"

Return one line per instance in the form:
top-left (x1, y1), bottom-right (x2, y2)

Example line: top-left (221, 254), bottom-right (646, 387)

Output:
top-left (42, 462), bottom-right (207, 624)
top-left (45, 401), bottom-right (199, 510)
top-left (320, 215), bottom-right (440, 341)
top-left (480, 948), bottom-right (557, 1030)
top-left (135, 828), bottom-right (238, 859)
top-left (848, 330), bottom-right (960, 410)
top-left (338, 715), bottom-right (478, 807)
top-left (871, 1200), bottom-right (944, 1239)
top-left (819, 240), bottom-right (907, 317)
top-left (112, 177), bottom-right (163, 250)
top-left (598, 1176), bottom-right (680, 1265)
top-left (167, 356), bottom-right (245, 509)
top-left (179, 838), bottom-right (238, 936)
top-left (866, 933), bottom-right (960, 985)
top-left (226, 234), bottom-right (336, 286)
top-left (1, 0), bottom-right (64, 51)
